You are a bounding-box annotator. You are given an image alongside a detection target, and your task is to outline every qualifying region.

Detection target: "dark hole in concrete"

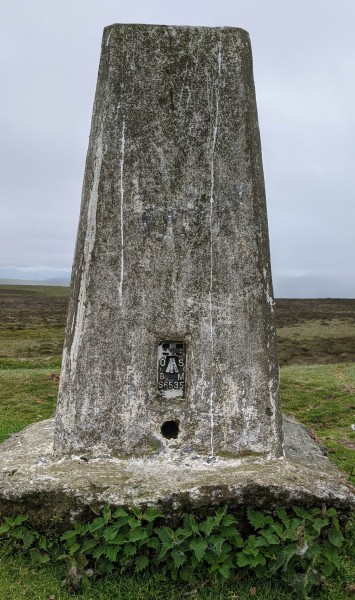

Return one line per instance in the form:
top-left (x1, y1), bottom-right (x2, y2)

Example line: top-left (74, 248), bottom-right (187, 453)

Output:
top-left (161, 420), bottom-right (179, 439)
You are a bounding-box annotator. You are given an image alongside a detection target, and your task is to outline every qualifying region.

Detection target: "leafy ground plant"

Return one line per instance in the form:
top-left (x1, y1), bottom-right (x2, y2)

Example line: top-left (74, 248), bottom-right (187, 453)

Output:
top-left (60, 504), bottom-right (164, 588)
top-left (154, 507), bottom-right (243, 582)
top-left (238, 506), bottom-right (345, 594)
top-left (0, 504), bottom-right (351, 597)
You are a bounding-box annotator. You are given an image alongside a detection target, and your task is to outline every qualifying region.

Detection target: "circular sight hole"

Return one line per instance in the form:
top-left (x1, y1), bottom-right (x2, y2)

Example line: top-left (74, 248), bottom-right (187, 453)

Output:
top-left (161, 420), bottom-right (179, 439)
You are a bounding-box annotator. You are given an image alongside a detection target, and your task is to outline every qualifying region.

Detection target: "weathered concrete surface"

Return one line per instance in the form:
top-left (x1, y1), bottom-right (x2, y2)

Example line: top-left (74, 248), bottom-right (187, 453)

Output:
top-left (55, 24), bottom-right (282, 459)
top-left (0, 416), bottom-right (353, 527)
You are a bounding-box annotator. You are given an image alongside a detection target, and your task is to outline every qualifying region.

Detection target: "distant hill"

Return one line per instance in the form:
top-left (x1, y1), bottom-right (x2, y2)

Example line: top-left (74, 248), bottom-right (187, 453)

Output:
top-left (44, 278), bottom-right (70, 286)
top-left (0, 278), bottom-right (70, 287)
top-left (273, 274), bottom-right (355, 299)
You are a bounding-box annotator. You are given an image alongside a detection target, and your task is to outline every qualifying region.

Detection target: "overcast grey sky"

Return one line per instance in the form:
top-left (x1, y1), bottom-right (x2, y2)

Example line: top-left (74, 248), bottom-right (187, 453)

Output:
top-left (0, 0), bottom-right (354, 297)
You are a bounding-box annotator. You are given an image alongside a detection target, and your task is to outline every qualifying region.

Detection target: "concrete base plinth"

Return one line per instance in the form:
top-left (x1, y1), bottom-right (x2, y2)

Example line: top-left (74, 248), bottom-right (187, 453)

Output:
top-left (0, 415), bottom-right (353, 527)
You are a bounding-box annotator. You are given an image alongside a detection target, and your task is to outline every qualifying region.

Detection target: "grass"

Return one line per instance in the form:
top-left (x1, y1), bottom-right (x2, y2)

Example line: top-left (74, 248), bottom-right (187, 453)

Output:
top-left (0, 286), bottom-right (354, 598)
top-left (277, 319), bottom-right (355, 340)
top-left (0, 548), bottom-right (354, 600)
top-left (0, 368), bottom-right (58, 444)
top-left (0, 327), bottom-right (65, 359)
top-left (0, 285), bottom-right (68, 330)
top-left (275, 298), bottom-right (355, 366)
top-left (281, 363), bottom-right (355, 483)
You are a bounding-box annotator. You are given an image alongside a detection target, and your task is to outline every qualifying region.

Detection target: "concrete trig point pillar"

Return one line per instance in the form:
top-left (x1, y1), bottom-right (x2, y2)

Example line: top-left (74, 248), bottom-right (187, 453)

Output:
top-left (54, 24), bottom-right (283, 459)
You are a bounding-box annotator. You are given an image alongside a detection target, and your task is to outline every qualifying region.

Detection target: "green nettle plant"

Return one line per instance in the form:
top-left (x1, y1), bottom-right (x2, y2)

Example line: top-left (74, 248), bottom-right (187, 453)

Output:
top-left (0, 514), bottom-right (52, 564)
top-left (0, 504), bottom-right (348, 595)
top-left (154, 507), bottom-right (243, 582)
top-left (60, 504), bottom-right (163, 586)
top-left (237, 506), bottom-right (344, 593)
